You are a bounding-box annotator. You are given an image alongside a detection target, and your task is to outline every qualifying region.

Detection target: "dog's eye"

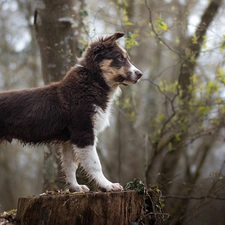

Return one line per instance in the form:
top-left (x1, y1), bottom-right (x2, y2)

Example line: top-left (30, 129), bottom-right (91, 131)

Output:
top-left (117, 55), bottom-right (125, 62)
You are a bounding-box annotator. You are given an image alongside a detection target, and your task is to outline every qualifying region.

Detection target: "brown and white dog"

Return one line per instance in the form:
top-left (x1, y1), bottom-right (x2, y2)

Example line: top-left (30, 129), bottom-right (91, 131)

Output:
top-left (0, 32), bottom-right (142, 192)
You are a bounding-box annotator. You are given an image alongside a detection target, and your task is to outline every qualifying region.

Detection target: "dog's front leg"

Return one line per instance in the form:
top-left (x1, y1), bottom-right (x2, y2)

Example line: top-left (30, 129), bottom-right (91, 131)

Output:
top-left (61, 142), bottom-right (90, 192)
top-left (73, 144), bottom-right (123, 191)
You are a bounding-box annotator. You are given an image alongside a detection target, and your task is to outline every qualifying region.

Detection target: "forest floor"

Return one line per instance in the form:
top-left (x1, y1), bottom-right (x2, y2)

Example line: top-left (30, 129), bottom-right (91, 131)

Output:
top-left (0, 211), bottom-right (16, 225)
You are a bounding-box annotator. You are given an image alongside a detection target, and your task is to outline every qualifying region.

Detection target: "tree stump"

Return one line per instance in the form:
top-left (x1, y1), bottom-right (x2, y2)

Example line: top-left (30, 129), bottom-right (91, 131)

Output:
top-left (16, 190), bottom-right (144, 225)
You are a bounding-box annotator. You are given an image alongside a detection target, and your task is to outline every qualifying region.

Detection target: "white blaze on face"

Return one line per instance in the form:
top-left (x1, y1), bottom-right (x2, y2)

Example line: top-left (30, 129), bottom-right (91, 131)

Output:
top-left (127, 59), bottom-right (142, 82)
top-left (117, 44), bottom-right (142, 84)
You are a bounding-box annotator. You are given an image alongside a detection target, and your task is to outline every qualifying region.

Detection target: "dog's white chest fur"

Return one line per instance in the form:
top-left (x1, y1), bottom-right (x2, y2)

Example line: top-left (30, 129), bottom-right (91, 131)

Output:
top-left (93, 105), bottom-right (111, 134)
top-left (93, 87), bottom-right (121, 135)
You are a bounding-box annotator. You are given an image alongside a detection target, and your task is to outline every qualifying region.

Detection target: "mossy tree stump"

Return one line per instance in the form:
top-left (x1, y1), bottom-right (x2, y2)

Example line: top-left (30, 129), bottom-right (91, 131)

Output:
top-left (16, 190), bottom-right (144, 225)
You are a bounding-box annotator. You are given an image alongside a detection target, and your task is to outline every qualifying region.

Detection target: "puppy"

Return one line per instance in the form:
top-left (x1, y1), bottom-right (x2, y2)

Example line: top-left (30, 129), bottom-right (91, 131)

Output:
top-left (0, 32), bottom-right (142, 192)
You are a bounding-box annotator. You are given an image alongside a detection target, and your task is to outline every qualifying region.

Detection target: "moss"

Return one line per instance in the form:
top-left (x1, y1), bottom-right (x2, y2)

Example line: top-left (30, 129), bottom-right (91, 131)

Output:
top-left (0, 209), bottom-right (17, 224)
top-left (7, 209), bottom-right (17, 215)
top-left (124, 179), bottom-right (169, 224)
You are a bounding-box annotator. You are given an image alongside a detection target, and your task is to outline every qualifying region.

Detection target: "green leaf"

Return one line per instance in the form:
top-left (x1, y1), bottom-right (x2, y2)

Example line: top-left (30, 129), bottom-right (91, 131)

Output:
top-left (157, 114), bottom-right (165, 122)
top-left (156, 17), bottom-right (168, 31)
top-left (125, 32), bottom-right (139, 49)
top-left (80, 9), bottom-right (88, 17)
top-left (123, 15), bottom-right (133, 26)
top-left (191, 73), bottom-right (198, 84)
top-left (175, 37), bottom-right (180, 44)
top-left (124, 179), bottom-right (145, 194)
top-left (192, 33), bottom-right (198, 44)
top-left (168, 142), bottom-right (174, 151)
top-left (219, 35), bottom-right (225, 52)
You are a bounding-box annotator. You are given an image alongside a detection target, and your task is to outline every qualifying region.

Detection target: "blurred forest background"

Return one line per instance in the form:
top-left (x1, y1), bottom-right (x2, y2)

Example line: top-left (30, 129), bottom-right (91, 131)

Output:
top-left (1, 0), bottom-right (225, 224)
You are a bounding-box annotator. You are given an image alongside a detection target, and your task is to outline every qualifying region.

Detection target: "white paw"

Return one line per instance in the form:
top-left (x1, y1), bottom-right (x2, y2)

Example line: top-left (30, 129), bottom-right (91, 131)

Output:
top-left (68, 183), bottom-right (90, 193)
top-left (101, 182), bottom-right (123, 192)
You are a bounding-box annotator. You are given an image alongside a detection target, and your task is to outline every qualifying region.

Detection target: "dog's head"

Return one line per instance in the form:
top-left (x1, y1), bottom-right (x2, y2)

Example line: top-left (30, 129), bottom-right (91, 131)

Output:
top-left (79, 32), bottom-right (142, 87)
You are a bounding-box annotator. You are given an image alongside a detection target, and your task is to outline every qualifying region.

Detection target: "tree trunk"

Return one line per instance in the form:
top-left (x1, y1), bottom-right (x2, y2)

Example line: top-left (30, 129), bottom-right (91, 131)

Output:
top-left (16, 191), bottom-right (145, 225)
top-left (179, 0), bottom-right (223, 98)
top-left (157, 1), bottom-right (223, 224)
top-left (34, 0), bottom-right (86, 191)
top-left (158, 0), bottom-right (222, 187)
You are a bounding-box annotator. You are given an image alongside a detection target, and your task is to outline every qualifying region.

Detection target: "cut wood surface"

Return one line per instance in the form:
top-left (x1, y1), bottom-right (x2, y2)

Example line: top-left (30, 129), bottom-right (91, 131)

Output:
top-left (16, 190), bottom-right (144, 225)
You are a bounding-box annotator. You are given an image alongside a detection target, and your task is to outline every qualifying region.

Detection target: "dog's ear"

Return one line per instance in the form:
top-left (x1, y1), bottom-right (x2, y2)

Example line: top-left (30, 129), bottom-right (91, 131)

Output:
top-left (103, 32), bottom-right (125, 43)
top-left (93, 32), bottom-right (124, 62)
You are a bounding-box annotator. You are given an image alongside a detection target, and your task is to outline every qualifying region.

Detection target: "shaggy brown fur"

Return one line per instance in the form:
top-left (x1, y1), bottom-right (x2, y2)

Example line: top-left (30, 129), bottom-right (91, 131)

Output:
top-left (0, 32), bottom-right (142, 192)
top-left (0, 35), bottom-right (118, 147)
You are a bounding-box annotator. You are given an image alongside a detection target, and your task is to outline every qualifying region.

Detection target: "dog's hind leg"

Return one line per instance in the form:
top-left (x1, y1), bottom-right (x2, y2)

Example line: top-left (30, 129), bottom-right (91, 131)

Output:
top-left (61, 142), bottom-right (90, 192)
top-left (72, 143), bottom-right (123, 192)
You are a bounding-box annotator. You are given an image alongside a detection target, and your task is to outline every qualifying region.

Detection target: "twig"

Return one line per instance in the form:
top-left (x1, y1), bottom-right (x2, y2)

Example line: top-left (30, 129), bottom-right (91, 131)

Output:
top-left (144, 0), bottom-right (183, 58)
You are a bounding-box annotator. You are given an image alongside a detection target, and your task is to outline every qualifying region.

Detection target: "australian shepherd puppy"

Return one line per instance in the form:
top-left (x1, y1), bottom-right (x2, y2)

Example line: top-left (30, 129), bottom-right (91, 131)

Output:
top-left (0, 32), bottom-right (142, 192)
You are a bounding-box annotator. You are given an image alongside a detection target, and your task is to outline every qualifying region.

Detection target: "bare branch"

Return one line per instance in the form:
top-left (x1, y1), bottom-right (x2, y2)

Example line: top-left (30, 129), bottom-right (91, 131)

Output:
top-left (144, 0), bottom-right (183, 58)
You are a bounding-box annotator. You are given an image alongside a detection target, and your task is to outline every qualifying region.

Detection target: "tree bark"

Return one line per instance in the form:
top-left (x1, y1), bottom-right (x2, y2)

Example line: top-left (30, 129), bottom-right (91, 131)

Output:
top-left (34, 0), bottom-right (86, 191)
top-left (16, 191), bottom-right (144, 225)
top-left (180, 0), bottom-right (222, 97)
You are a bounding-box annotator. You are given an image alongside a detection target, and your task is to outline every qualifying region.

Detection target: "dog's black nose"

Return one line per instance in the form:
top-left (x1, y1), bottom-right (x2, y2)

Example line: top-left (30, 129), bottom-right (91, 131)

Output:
top-left (135, 70), bottom-right (142, 79)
